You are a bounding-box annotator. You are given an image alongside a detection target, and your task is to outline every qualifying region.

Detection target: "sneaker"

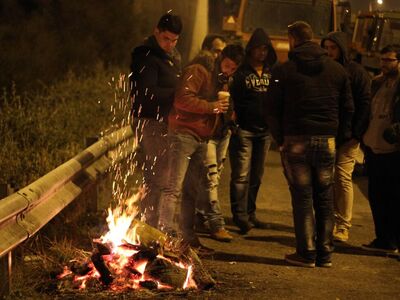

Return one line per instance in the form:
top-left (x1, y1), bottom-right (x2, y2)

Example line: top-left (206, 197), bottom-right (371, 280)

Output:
top-left (361, 239), bottom-right (399, 254)
top-left (249, 215), bottom-right (263, 228)
top-left (210, 228), bottom-right (233, 242)
top-left (233, 218), bottom-right (254, 234)
top-left (316, 260), bottom-right (332, 268)
top-left (333, 228), bottom-right (349, 242)
top-left (285, 253), bottom-right (315, 268)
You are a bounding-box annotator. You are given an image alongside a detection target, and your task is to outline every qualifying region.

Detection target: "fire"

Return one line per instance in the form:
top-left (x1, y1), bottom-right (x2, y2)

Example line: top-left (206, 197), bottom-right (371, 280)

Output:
top-left (58, 190), bottom-right (197, 292)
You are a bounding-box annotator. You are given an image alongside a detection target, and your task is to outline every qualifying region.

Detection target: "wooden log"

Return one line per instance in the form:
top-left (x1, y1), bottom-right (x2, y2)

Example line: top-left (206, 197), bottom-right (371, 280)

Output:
top-left (130, 220), bottom-right (216, 290)
top-left (91, 249), bottom-right (113, 286)
top-left (144, 258), bottom-right (187, 288)
top-left (184, 247), bottom-right (215, 290)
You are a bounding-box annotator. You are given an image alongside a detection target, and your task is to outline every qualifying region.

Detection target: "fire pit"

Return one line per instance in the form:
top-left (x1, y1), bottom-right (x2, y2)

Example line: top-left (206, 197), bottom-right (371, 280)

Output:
top-left (56, 194), bottom-right (215, 293)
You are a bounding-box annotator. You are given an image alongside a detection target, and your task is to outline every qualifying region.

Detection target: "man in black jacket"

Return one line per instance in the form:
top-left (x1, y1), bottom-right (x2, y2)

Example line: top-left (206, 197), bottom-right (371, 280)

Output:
top-left (321, 32), bottom-right (371, 242)
top-left (129, 13), bottom-right (182, 227)
top-left (264, 21), bottom-right (354, 268)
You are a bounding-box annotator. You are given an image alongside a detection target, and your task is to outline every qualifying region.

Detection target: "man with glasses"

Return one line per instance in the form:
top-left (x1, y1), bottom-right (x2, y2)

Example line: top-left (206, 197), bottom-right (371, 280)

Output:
top-left (362, 44), bottom-right (400, 256)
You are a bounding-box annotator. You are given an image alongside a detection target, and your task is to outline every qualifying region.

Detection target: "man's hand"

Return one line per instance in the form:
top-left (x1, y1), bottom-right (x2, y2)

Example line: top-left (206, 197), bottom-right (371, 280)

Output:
top-left (213, 97), bottom-right (229, 114)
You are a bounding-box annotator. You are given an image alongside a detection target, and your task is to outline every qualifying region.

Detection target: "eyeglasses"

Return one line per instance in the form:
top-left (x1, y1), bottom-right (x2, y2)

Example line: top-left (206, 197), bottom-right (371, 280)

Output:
top-left (380, 58), bottom-right (398, 62)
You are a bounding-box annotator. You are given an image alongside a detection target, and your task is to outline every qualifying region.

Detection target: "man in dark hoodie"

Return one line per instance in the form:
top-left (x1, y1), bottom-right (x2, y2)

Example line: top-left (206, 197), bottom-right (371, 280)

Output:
top-left (158, 45), bottom-right (244, 254)
top-left (264, 21), bottom-right (354, 268)
top-left (321, 32), bottom-right (371, 243)
top-left (229, 28), bottom-right (277, 234)
top-left (129, 14), bottom-right (182, 227)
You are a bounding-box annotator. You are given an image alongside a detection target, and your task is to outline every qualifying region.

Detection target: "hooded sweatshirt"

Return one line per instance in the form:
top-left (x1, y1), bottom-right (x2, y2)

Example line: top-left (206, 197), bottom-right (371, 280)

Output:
top-left (321, 32), bottom-right (371, 141)
top-left (130, 35), bottom-right (182, 121)
top-left (230, 28), bottom-right (277, 133)
top-left (264, 41), bottom-right (354, 146)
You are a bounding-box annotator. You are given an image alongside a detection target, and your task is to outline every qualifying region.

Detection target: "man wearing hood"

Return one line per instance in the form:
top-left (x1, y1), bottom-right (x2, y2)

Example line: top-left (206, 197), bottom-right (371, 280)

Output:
top-left (229, 28), bottom-right (277, 234)
top-left (264, 21), bottom-right (354, 268)
top-left (129, 14), bottom-right (182, 227)
top-left (321, 32), bottom-right (371, 243)
top-left (158, 45), bottom-right (244, 254)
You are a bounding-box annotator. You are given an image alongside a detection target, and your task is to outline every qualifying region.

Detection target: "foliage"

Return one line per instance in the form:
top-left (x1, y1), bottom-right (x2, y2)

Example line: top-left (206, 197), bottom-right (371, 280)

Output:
top-left (0, 66), bottom-right (130, 188)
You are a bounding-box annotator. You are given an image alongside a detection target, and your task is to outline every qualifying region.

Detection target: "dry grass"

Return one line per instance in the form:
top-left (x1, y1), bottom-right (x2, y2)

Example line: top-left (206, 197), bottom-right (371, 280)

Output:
top-left (0, 66), bottom-right (130, 189)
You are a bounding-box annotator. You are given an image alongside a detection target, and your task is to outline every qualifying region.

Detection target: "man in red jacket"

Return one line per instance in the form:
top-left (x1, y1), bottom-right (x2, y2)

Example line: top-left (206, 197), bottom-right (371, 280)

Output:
top-left (158, 44), bottom-right (244, 255)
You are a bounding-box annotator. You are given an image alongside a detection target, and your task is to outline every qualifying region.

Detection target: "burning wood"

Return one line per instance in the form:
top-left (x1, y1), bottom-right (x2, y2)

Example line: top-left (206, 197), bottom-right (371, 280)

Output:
top-left (57, 220), bottom-right (215, 292)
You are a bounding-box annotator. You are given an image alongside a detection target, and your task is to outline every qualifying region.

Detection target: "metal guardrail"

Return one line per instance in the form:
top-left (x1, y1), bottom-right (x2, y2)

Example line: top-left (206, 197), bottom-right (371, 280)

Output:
top-left (0, 125), bottom-right (136, 258)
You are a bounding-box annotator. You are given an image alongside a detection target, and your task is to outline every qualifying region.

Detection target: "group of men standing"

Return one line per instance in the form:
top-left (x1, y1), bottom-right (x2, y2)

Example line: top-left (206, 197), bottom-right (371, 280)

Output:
top-left (129, 13), bottom-right (400, 266)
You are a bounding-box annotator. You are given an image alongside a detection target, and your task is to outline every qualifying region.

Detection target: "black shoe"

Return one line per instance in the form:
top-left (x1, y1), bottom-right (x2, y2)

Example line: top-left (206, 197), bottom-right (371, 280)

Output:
top-left (361, 239), bottom-right (398, 254)
top-left (285, 253), bottom-right (315, 268)
top-left (249, 215), bottom-right (269, 229)
top-left (316, 254), bottom-right (332, 268)
top-left (316, 259), bottom-right (332, 268)
top-left (248, 215), bottom-right (261, 228)
top-left (233, 218), bottom-right (254, 234)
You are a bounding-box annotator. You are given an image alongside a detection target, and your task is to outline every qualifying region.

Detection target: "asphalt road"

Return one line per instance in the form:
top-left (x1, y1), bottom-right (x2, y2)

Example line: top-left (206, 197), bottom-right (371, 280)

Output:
top-left (196, 149), bottom-right (400, 300)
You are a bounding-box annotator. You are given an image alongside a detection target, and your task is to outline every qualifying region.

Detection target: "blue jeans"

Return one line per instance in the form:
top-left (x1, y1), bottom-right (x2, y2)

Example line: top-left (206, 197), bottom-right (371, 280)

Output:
top-left (133, 119), bottom-right (168, 227)
top-left (229, 128), bottom-right (271, 222)
top-left (158, 131), bottom-right (207, 238)
top-left (196, 132), bottom-right (231, 232)
top-left (281, 135), bottom-right (336, 261)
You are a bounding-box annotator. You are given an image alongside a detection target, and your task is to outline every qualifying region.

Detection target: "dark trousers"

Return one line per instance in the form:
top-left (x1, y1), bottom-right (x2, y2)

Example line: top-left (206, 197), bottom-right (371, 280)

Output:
top-left (134, 119), bottom-right (169, 227)
top-left (281, 136), bottom-right (336, 261)
top-left (364, 148), bottom-right (400, 249)
top-left (229, 128), bottom-right (271, 222)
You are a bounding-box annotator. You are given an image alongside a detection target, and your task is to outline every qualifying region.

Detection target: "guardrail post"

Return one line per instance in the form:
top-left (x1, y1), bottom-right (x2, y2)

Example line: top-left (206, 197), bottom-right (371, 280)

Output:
top-left (0, 184), bottom-right (12, 299)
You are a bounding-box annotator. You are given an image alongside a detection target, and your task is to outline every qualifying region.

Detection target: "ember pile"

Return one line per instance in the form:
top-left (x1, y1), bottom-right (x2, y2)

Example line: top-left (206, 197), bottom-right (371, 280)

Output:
top-left (56, 194), bottom-right (215, 293)
top-left (57, 225), bottom-right (212, 291)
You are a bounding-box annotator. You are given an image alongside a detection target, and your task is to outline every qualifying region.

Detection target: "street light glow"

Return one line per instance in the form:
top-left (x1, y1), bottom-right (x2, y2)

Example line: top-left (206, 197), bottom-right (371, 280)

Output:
top-left (377, 0), bottom-right (383, 5)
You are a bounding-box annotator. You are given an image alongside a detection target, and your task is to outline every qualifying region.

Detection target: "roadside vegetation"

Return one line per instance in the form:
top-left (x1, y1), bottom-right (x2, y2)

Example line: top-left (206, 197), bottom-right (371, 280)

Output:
top-left (0, 66), bottom-right (129, 189)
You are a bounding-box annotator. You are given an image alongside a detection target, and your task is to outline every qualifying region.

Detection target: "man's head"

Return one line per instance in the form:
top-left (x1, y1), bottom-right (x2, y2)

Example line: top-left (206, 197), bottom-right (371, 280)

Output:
top-left (219, 44), bottom-right (245, 78)
top-left (202, 34), bottom-right (227, 58)
top-left (287, 21), bottom-right (313, 50)
top-left (154, 13), bottom-right (183, 54)
top-left (245, 28), bottom-right (277, 66)
top-left (380, 44), bottom-right (400, 76)
top-left (322, 39), bottom-right (341, 61)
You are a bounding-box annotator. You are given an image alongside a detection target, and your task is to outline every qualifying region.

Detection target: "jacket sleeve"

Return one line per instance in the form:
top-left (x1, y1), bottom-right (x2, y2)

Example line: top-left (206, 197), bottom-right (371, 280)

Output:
top-left (337, 73), bottom-right (355, 145)
top-left (351, 65), bottom-right (371, 140)
top-left (229, 70), bottom-right (246, 112)
top-left (130, 55), bottom-right (176, 103)
top-left (383, 85), bottom-right (400, 144)
top-left (264, 65), bottom-right (285, 146)
top-left (174, 64), bottom-right (216, 114)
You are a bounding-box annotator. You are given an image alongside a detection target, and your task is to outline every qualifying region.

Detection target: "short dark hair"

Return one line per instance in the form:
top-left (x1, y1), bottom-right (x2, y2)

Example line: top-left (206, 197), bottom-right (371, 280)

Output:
top-left (381, 44), bottom-right (400, 60)
top-left (157, 13), bottom-right (182, 35)
top-left (221, 44), bottom-right (245, 66)
top-left (288, 21), bottom-right (313, 45)
top-left (201, 34), bottom-right (227, 51)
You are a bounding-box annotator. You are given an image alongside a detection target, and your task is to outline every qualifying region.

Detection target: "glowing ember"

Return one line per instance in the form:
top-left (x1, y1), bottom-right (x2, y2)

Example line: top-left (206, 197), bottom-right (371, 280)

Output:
top-left (58, 191), bottom-right (197, 291)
